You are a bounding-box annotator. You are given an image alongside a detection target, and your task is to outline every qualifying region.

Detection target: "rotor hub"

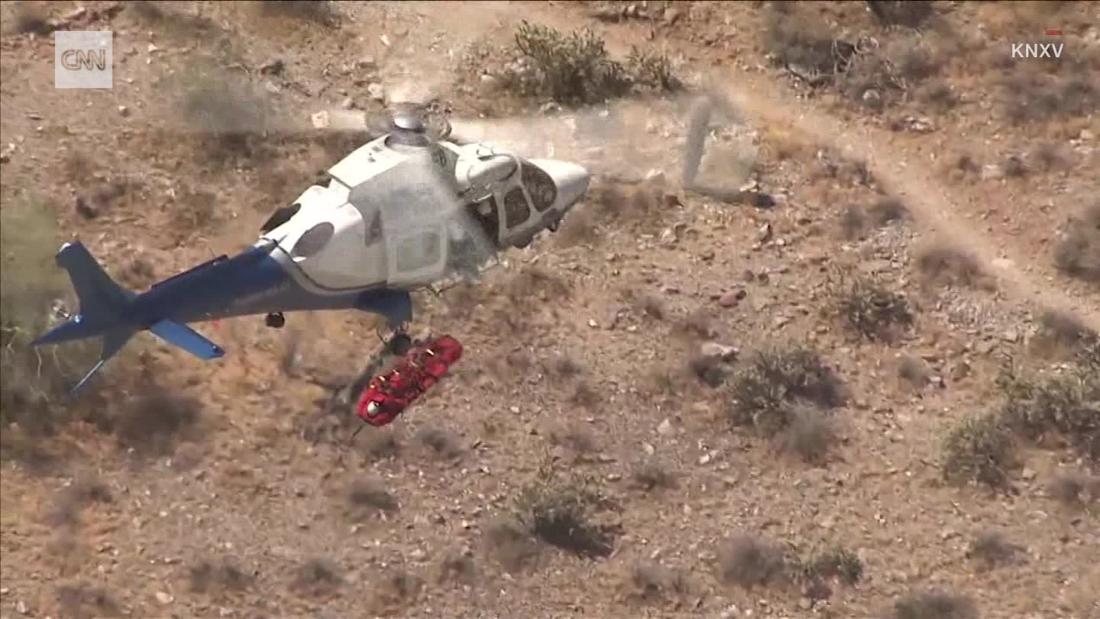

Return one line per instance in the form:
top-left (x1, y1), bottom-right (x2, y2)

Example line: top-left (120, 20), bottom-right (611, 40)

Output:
top-left (392, 112), bottom-right (426, 133)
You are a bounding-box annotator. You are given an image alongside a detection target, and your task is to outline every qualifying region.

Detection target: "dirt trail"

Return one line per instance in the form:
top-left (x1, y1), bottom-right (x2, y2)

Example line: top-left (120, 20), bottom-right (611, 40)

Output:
top-left (505, 2), bottom-right (1100, 333)
top-left (722, 78), bottom-right (1100, 331)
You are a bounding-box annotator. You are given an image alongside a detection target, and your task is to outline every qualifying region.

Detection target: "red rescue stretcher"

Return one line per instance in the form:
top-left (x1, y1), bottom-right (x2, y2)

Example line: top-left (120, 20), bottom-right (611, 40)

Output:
top-left (356, 335), bottom-right (463, 426)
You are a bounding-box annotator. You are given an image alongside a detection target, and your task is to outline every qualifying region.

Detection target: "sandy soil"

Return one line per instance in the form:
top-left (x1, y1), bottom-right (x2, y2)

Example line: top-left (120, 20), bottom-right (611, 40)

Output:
top-left (1, 2), bottom-right (1098, 618)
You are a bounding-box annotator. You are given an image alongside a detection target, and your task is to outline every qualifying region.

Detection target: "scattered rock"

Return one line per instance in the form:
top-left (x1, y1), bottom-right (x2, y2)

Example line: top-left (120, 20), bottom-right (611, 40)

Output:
top-left (718, 289), bottom-right (745, 308)
top-left (699, 341), bottom-right (738, 362)
top-left (656, 418), bottom-right (673, 436)
top-left (259, 59), bottom-right (285, 75)
top-left (367, 82), bottom-right (385, 102)
top-left (155, 591), bottom-right (173, 605)
top-left (118, 105), bottom-right (130, 117)
top-left (75, 195), bottom-right (99, 219)
top-left (981, 164), bottom-right (1003, 181)
top-left (757, 222), bottom-right (773, 243)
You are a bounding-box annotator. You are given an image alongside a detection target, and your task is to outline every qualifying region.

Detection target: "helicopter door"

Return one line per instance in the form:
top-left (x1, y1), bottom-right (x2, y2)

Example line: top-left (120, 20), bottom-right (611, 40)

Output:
top-left (386, 224), bottom-right (448, 288)
top-left (493, 184), bottom-right (538, 247)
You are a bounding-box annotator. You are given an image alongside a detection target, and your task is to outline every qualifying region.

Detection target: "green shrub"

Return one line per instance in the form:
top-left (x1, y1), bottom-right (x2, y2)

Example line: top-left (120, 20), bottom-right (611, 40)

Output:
top-left (511, 22), bottom-right (679, 104)
top-left (0, 198), bottom-right (99, 435)
top-left (941, 413), bottom-right (1016, 488)
top-left (997, 366), bottom-right (1098, 462)
top-left (729, 346), bottom-right (846, 436)
top-left (836, 277), bottom-right (913, 341)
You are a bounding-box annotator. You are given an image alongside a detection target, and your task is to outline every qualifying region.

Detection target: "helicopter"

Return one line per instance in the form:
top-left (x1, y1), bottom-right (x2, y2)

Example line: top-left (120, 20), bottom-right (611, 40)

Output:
top-left (31, 107), bottom-right (590, 395)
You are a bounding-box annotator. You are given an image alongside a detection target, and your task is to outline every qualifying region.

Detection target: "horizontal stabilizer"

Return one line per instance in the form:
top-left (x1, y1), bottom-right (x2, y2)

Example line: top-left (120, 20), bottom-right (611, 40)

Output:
top-left (150, 319), bottom-right (225, 360)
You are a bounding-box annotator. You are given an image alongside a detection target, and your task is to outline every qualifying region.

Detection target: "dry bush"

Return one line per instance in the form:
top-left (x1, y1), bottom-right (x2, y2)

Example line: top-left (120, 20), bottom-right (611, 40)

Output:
top-left (1053, 203), bottom-right (1100, 282)
top-left (56, 582), bottom-right (120, 619)
top-left (114, 391), bottom-right (203, 456)
top-left (1031, 142), bottom-right (1073, 173)
top-left (555, 207), bottom-right (599, 247)
top-left (61, 150), bottom-right (97, 183)
top-left (368, 570), bottom-right (423, 616)
top-left (1002, 154), bottom-right (1028, 178)
top-left (46, 475), bottom-right (113, 528)
top-left (0, 199), bottom-right (100, 437)
top-left (510, 22), bottom-right (629, 103)
top-left (1002, 69), bottom-right (1098, 123)
top-left (839, 204), bottom-right (868, 240)
top-left (346, 478), bottom-right (398, 518)
top-left (917, 79), bottom-right (958, 111)
top-left (546, 353), bottom-right (585, 379)
top-left (189, 558), bottom-right (252, 595)
top-left (675, 308), bottom-right (717, 340)
top-left (688, 353), bottom-right (728, 388)
top-left (636, 294), bottom-right (666, 321)
top-left (764, 5), bottom-right (851, 79)
top-left (835, 277), bottom-right (914, 341)
top-left (777, 404), bottom-right (837, 466)
top-left (1033, 309), bottom-right (1098, 358)
top-left (868, 196), bottom-right (908, 224)
top-left (627, 47), bottom-right (681, 91)
top-left (836, 51), bottom-right (906, 110)
top-left (359, 429), bottom-right (401, 461)
top-left (289, 558), bottom-right (343, 598)
top-left (892, 589), bottom-right (978, 619)
top-left (716, 533), bottom-right (790, 589)
top-left (415, 426), bottom-right (463, 460)
top-left (548, 424), bottom-right (598, 461)
top-left (506, 265), bottom-right (572, 305)
top-left (915, 245), bottom-right (990, 290)
top-left (508, 22), bottom-right (677, 104)
top-left (1047, 473), bottom-right (1100, 508)
top-left (570, 380), bottom-right (602, 408)
top-left (897, 355), bottom-right (931, 390)
top-left (483, 516), bottom-right (538, 572)
top-left (729, 346), bottom-right (847, 436)
top-left (642, 364), bottom-right (687, 400)
top-left (884, 35), bottom-right (941, 83)
top-left (259, 0), bottom-right (339, 25)
top-left (997, 365), bottom-right (1099, 462)
top-left (867, 1), bottom-right (935, 28)
top-left (11, 3), bottom-right (52, 35)
top-left (626, 562), bottom-right (692, 605)
top-left (800, 545), bottom-right (863, 587)
top-left (437, 551), bottom-right (476, 585)
top-left (941, 413), bottom-right (1017, 488)
top-left (966, 531), bottom-right (1023, 571)
top-left (630, 459), bottom-right (677, 492)
top-left (178, 71), bottom-right (275, 162)
top-left (513, 472), bottom-right (617, 559)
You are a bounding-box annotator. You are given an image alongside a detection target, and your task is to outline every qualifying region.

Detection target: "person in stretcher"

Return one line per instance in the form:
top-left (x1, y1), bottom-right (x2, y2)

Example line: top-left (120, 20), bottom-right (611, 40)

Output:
top-left (356, 335), bottom-right (464, 426)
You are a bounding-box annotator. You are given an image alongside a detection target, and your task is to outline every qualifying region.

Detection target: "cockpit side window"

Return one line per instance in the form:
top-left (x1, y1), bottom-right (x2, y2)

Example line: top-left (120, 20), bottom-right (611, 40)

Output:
top-left (261, 203), bottom-right (301, 233)
top-left (292, 222), bottom-right (335, 258)
top-left (503, 187), bottom-right (531, 229)
top-left (521, 163), bottom-right (557, 212)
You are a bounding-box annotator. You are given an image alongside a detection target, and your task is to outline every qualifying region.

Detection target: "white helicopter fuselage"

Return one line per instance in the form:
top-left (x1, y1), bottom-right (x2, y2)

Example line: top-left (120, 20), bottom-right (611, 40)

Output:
top-left (258, 131), bottom-right (589, 294)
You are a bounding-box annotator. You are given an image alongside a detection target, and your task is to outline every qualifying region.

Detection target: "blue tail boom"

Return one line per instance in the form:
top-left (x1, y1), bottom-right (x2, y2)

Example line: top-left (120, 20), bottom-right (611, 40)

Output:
top-left (31, 242), bottom-right (224, 395)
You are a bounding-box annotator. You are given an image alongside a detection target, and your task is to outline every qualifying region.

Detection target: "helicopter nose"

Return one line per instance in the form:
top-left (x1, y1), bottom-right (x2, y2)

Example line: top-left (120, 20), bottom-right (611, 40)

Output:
top-left (530, 159), bottom-right (590, 209)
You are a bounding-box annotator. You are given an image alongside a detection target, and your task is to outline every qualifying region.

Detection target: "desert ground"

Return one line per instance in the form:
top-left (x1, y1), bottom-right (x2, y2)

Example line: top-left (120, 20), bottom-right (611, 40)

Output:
top-left (1, 1), bottom-right (1098, 618)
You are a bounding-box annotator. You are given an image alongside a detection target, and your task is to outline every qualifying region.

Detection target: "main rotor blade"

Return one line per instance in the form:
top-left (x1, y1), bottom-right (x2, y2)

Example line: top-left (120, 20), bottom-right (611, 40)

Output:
top-left (448, 91), bottom-right (758, 192)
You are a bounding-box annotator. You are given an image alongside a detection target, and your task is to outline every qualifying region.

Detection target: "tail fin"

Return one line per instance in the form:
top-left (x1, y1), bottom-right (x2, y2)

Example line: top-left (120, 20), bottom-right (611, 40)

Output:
top-left (32, 242), bottom-right (137, 395)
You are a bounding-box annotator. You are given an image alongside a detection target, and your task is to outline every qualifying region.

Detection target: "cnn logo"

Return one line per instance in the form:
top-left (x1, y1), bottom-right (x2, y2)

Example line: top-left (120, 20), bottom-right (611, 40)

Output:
top-left (55, 31), bottom-right (112, 89)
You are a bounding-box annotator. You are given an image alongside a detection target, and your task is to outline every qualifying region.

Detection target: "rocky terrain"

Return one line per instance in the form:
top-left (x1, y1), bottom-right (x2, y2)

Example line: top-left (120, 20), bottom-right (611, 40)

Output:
top-left (1, 1), bottom-right (1098, 618)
